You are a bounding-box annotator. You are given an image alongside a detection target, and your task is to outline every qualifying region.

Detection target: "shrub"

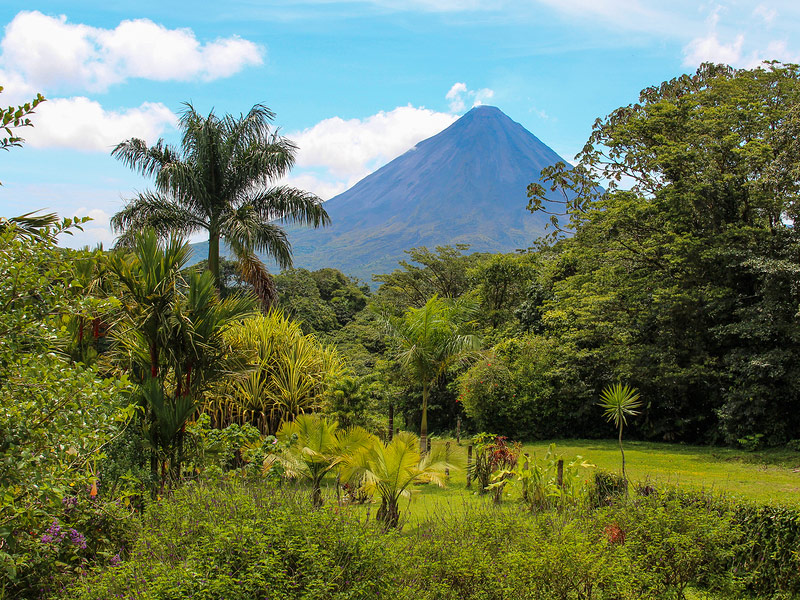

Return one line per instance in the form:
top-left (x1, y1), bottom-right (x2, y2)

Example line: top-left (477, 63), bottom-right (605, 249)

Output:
top-left (604, 494), bottom-right (744, 598)
top-left (469, 433), bottom-right (520, 496)
top-left (397, 505), bottom-right (638, 600)
top-left (66, 482), bottom-right (396, 600)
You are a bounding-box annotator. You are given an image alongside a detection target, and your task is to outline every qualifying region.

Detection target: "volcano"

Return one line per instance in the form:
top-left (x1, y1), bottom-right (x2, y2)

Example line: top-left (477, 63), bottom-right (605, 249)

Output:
top-left (279, 105), bottom-right (571, 281)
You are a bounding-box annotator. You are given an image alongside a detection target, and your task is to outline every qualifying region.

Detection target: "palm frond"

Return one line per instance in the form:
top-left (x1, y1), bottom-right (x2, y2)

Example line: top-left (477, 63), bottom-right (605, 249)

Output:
top-left (112, 138), bottom-right (180, 179)
top-left (110, 191), bottom-right (205, 244)
top-left (247, 186), bottom-right (329, 227)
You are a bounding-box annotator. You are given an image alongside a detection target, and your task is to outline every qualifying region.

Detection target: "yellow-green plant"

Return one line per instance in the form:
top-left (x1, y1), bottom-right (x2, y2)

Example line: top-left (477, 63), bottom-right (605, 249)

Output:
top-left (211, 311), bottom-right (343, 433)
top-left (343, 432), bottom-right (462, 528)
top-left (266, 414), bottom-right (375, 507)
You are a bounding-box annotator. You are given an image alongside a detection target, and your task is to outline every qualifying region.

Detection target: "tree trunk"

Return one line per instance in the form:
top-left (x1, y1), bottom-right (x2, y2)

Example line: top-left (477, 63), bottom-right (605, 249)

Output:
top-left (377, 497), bottom-right (400, 529)
top-left (208, 229), bottom-right (220, 287)
top-left (419, 383), bottom-right (429, 455)
top-left (619, 425), bottom-right (628, 496)
top-left (311, 479), bottom-right (323, 509)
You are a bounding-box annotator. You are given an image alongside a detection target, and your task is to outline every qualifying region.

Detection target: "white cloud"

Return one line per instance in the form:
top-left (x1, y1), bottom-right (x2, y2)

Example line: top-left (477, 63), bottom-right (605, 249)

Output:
top-left (446, 82), bottom-right (468, 111)
top-left (289, 105), bottom-right (456, 182)
top-left (24, 97), bottom-right (177, 151)
top-left (753, 4), bottom-right (777, 24)
top-left (280, 173), bottom-right (349, 201)
top-left (445, 82), bottom-right (495, 113)
top-left (0, 11), bottom-right (264, 95)
top-left (683, 31), bottom-right (746, 66)
top-left (681, 2), bottom-right (800, 68)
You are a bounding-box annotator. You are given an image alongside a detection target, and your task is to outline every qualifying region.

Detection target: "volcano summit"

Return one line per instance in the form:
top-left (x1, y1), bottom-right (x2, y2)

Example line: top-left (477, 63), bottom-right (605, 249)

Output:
top-left (280, 105), bottom-right (571, 280)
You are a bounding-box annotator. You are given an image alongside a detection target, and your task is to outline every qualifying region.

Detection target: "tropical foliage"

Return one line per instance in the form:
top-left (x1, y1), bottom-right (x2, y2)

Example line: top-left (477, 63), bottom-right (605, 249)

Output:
top-left (107, 229), bottom-right (258, 488)
top-left (266, 414), bottom-right (374, 507)
top-left (343, 431), bottom-right (460, 528)
top-left (383, 295), bottom-right (480, 453)
top-left (208, 311), bottom-right (343, 433)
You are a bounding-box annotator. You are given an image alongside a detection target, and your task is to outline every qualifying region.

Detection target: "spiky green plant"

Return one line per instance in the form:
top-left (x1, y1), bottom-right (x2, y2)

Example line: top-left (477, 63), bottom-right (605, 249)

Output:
top-left (267, 414), bottom-right (375, 508)
top-left (343, 432), bottom-right (462, 528)
top-left (599, 382), bottom-right (641, 484)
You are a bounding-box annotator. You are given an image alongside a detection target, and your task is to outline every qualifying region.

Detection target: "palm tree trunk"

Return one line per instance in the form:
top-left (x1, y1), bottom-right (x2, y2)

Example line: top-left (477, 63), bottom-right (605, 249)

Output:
top-left (420, 383), bottom-right (429, 455)
top-left (312, 478), bottom-right (323, 509)
top-left (208, 229), bottom-right (220, 286)
top-left (377, 496), bottom-right (400, 529)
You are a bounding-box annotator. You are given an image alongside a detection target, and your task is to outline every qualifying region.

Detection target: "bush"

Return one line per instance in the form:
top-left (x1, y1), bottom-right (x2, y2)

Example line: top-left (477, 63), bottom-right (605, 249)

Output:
top-left (67, 482), bottom-right (397, 600)
top-left (604, 494), bottom-right (744, 598)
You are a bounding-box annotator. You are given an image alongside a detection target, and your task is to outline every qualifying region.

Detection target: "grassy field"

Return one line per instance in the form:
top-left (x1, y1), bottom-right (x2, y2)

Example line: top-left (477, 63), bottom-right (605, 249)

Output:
top-left (359, 438), bottom-right (800, 528)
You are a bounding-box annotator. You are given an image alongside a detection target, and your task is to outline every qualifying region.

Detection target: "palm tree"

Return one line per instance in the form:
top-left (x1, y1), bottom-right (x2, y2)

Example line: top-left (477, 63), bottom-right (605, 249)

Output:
top-left (598, 382), bottom-right (642, 485)
top-left (108, 229), bottom-right (258, 488)
top-left (343, 432), bottom-right (460, 528)
top-left (110, 103), bottom-right (330, 307)
top-left (384, 296), bottom-right (480, 454)
top-left (266, 414), bottom-right (375, 508)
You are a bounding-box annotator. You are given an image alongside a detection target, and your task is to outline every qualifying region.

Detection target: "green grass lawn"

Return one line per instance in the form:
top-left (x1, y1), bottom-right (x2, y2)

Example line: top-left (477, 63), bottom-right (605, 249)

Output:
top-left (361, 438), bottom-right (800, 528)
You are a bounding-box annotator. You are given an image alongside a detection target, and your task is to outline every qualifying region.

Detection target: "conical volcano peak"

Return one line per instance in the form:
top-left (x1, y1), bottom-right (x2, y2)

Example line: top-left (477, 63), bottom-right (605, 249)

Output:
top-left (451, 105), bottom-right (513, 128)
top-left (276, 107), bottom-right (571, 281)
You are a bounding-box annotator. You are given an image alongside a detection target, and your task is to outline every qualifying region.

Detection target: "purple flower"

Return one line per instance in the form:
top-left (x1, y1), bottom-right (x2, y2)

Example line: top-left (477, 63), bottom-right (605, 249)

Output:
top-left (68, 528), bottom-right (87, 550)
top-left (109, 553), bottom-right (121, 567)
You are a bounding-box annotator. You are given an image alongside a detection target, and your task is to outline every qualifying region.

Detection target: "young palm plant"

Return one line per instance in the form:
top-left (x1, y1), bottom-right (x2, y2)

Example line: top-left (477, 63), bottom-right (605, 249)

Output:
top-left (110, 103), bottom-right (329, 306)
top-left (267, 414), bottom-right (375, 508)
top-left (343, 432), bottom-right (462, 529)
top-left (598, 382), bottom-right (642, 485)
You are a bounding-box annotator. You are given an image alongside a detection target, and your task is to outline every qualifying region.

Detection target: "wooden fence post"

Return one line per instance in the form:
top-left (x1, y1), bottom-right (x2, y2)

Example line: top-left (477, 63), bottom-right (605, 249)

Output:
top-left (466, 445), bottom-right (473, 488)
top-left (557, 459), bottom-right (564, 489)
top-left (456, 416), bottom-right (461, 444)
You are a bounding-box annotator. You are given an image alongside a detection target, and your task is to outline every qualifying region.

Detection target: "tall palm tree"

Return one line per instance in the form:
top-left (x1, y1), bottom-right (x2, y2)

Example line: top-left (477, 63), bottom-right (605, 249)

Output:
top-left (110, 103), bottom-right (330, 307)
top-left (384, 296), bottom-right (480, 454)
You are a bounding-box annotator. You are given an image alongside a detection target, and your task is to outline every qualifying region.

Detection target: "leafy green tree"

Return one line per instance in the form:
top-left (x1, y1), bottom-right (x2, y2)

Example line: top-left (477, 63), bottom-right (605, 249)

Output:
top-left (599, 383), bottom-right (641, 483)
top-left (343, 431), bottom-right (459, 528)
top-left (384, 296), bottom-right (480, 453)
top-left (0, 218), bottom-right (132, 590)
top-left (268, 414), bottom-right (375, 508)
top-left (468, 252), bottom-right (537, 328)
top-left (110, 103), bottom-right (329, 306)
top-left (527, 62), bottom-right (800, 443)
top-left (374, 245), bottom-right (482, 309)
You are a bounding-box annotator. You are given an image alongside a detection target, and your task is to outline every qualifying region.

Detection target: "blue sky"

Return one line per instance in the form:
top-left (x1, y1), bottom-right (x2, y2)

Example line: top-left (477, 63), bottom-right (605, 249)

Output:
top-left (1, 0), bottom-right (798, 247)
